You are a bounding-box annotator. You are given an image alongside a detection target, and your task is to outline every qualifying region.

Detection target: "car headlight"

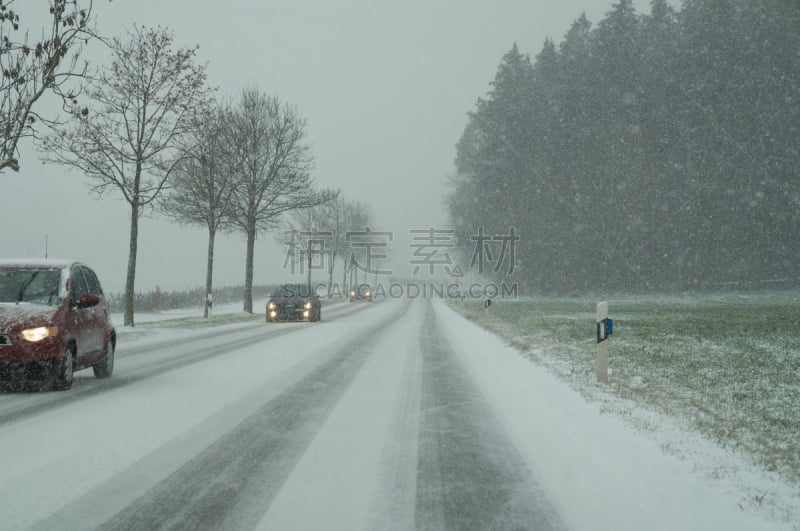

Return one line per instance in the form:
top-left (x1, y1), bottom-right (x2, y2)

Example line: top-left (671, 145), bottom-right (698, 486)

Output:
top-left (350, 291), bottom-right (356, 297)
top-left (365, 291), bottom-right (371, 296)
top-left (268, 302), bottom-right (276, 310)
top-left (304, 301), bottom-right (312, 309)
top-left (20, 326), bottom-right (59, 342)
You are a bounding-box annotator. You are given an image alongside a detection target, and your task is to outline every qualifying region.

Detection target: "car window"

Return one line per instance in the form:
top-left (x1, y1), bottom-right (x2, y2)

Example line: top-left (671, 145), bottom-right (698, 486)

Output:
top-left (272, 284), bottom-right (313, 298)
top-left (70, 267), bottom-right (90, 306)
top-left (80, 266), bottom-right (103, 296)
top-left (0, 268), bottom-right (62, 305)
top-left (271, 287), bottom-right (289, 297)
top-left (0, 270), bottom-right (23, 303)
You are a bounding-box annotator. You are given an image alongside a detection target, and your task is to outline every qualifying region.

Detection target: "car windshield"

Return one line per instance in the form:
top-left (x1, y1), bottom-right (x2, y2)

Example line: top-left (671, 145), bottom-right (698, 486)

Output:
top-left (272, 285), bottom-right (313, 298)
top-left (0, 268), bottom-right (62, 306)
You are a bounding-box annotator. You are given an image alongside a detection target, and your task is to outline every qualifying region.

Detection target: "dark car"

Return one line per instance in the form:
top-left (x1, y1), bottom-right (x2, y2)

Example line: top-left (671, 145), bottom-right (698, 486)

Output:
top-left (349, 284), bottom-right (374, 302)
top-left (0, 259), bottom-right (116, 390)
top-left (266, 283), bottom-right (321, 322)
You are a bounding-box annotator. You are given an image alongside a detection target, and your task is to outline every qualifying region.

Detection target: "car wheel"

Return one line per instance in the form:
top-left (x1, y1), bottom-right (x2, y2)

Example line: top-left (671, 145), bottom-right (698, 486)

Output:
top-left (93, 337), bottom-right (114, 379)
top-left (53, 345), bottom-right (74, 391)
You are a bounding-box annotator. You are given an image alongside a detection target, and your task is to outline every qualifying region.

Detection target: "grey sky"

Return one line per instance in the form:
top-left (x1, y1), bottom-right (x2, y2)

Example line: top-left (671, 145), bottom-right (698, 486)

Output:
top-left (2, 0), bottom-right (666, 293)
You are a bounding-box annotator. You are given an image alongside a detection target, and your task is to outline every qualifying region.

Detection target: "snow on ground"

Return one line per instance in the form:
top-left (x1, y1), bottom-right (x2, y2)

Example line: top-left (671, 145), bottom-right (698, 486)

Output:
top-left (433, 299), bottom-right (797, 531)
top-left (0, 300), bottom-right (389, 530)
top-left (255, 301), bottom-right (425, 530)
top-left (1, 297), bottom-right (795, 530)
top-left (111, 298), bottom-right (268, 326)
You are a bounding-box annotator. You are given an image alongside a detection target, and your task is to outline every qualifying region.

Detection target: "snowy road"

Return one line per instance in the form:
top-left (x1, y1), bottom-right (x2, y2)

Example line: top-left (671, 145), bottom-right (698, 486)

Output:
top-left (413, 304), bottom-right (563, 530)
top-left (0, 299), bottom-right (787, 530)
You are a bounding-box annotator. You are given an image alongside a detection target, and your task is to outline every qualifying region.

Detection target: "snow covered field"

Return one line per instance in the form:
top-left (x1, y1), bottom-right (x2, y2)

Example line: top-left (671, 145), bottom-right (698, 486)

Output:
top-left (448, 292), bottom-right (800, 526)
top-left (0, 297), bottom-right (797, 530)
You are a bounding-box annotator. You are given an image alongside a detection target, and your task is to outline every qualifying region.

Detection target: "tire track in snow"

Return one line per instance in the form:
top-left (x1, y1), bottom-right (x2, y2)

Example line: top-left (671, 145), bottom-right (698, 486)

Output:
top-left (94, 302), bottom-right (409, 531)
top-left (414, 302), bottom-right (566, 531)
top-left (0, 301), bottom-right (376, 428)
top-left (364, 302), bottom-right (424, 530)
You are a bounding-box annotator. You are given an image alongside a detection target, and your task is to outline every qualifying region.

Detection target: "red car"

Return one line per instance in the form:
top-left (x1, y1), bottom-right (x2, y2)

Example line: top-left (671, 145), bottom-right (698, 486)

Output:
top-left (0, 259), bottom-right (116, 390)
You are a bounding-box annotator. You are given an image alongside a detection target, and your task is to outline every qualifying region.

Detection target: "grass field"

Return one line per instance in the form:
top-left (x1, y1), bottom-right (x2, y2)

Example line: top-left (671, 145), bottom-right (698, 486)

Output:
top-left (447, 291), bottom-right (800, 487)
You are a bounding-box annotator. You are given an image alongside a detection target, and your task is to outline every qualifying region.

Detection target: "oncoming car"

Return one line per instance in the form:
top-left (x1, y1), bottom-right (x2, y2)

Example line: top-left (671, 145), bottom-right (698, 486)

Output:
top-left (0, 259), bottom-right (116, 390)
top-left (266, 283), bottom-right (321, 322)
top-left (349, 284), bottom-right (374, 302)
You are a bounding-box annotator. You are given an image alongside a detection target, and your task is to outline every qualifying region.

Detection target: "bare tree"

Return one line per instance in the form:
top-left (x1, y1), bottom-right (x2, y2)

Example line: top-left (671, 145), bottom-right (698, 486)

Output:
top-left (159, 103), bottom-right (234, 318)
top-left (223, 87), bottom-right (334, 313)
top-left (0, 0), bottom-right (102, 172)
top-left (341, 200), bottom-right (373, 290)
top-left (278, 195), bottom-right (340, 294)
top-left (320, 197), bottom-right (347, 296)
top-left (41, 25), bottom-right (211, 326)
top-left (279, 206), bottom-right (322, 293)
top-left (280, 197), bottom-right (380, 298)
top-left (307, 196), bottom-right (364, 297)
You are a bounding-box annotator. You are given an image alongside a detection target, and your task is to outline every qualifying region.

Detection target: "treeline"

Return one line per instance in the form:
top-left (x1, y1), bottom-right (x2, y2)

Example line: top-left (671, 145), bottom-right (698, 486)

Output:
top-left (448, 0), bottom-right (800, 293)
top-left (106, 285), bottom-right (276, 314)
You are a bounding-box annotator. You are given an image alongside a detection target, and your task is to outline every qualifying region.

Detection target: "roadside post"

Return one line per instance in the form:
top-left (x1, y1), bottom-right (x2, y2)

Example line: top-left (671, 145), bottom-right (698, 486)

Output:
top-left (450, 264), bottom-right (464, 300)
top-left (596, 301), bottom-right (613, 383)
top-left (205, 292), bottom-right (213, 319)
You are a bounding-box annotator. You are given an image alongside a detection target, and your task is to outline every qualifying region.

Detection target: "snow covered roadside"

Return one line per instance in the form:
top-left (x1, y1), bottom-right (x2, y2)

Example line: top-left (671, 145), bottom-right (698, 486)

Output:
top-left (111, 298), bottom-right (349, 338)
top-left (433, 299), bottom-right (798, 531)
top-left (0, 300), bottom-right (393, 530)
top-left (111, 298), bottom-right (269, 326)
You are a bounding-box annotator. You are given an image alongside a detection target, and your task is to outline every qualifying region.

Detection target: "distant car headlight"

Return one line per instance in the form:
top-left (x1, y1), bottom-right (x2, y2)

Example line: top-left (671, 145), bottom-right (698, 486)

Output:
top-left (365, 290), bottom-right (371, 297)
top-left (350, 291), bottom-right (356, 297)
top-left (269, 310), bottom-right (277, 318)
top-left (268, 302), bottom-right (276, 310)
top-left (303, 310), bottom-right (309, 318)
top-left (20, 326), bottom-right (59, 342)
top-left (304, 301), bottom-right (312, 309)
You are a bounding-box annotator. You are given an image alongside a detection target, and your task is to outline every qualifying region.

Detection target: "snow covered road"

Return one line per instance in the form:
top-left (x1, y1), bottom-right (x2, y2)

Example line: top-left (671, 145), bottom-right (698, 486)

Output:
top-left (0, 299), bottom-right (787, 530)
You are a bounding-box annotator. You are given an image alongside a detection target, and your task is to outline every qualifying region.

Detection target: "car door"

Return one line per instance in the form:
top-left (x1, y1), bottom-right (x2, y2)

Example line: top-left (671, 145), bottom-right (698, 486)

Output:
top-left (69, 266), bottom-right (102, 361)
top-left (67, 266), bottom-right (88, 359)
top-left (77, 266), bottom-right (105, 360)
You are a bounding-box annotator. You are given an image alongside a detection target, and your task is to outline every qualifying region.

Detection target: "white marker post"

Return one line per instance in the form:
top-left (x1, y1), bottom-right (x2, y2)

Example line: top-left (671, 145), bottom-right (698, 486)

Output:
top-left (596, 301), bottom-right (609, 384)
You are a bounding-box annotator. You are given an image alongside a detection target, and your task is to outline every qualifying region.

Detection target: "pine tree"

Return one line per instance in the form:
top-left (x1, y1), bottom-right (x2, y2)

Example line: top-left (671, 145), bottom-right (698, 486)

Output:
top-left (451, 44), bottom-right (535, 282)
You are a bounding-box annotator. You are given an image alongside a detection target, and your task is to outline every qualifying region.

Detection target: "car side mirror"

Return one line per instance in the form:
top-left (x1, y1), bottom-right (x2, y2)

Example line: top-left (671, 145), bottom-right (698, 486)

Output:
top-left (78, 293), bottom-right (100, 308)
